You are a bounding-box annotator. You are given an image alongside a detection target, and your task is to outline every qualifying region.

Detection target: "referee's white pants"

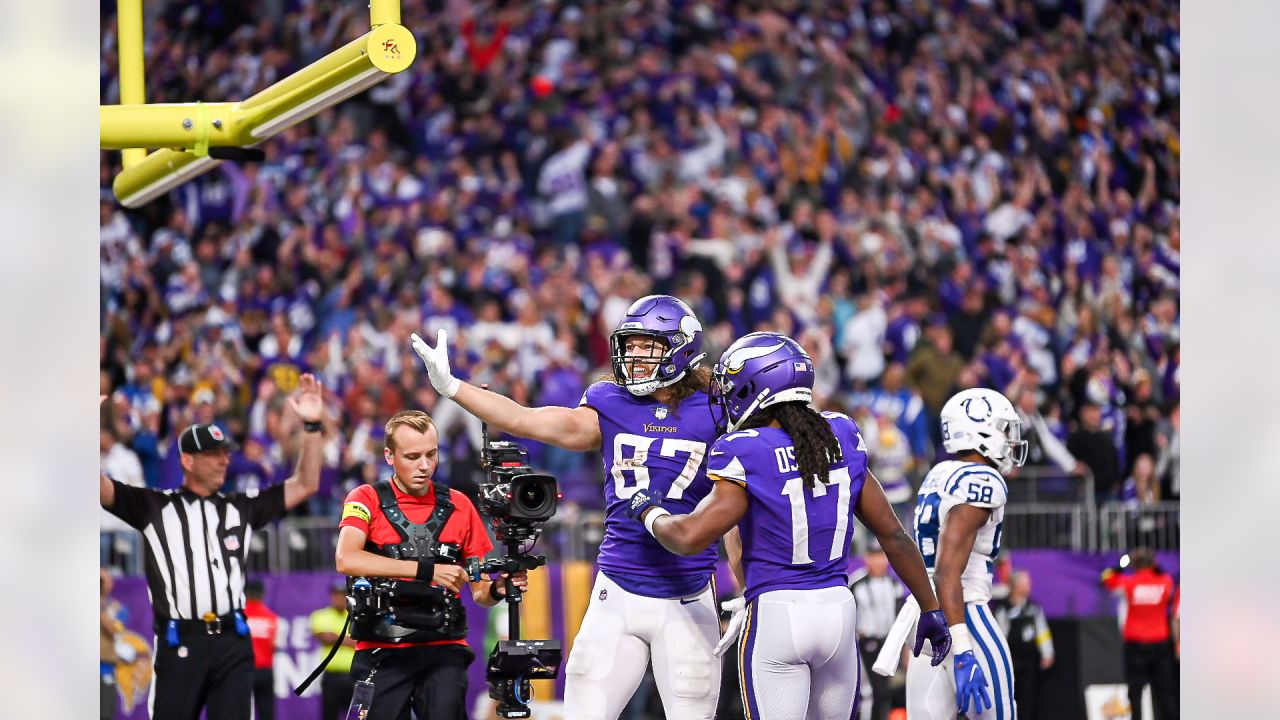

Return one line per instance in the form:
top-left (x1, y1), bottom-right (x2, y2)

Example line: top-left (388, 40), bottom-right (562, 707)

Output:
top-left (738, 586), bottom-right (860, 720)
top-left (562, 572), bottom-right (720, 720)
top-left (907, 601), bottom-right (1018, 720)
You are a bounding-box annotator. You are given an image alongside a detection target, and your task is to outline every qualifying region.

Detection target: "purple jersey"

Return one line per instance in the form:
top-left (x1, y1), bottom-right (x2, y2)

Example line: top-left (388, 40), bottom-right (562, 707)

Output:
top-left (707, 411), bottom-right (869, 601)
top-left (579, 381), bottom-right (720, 594)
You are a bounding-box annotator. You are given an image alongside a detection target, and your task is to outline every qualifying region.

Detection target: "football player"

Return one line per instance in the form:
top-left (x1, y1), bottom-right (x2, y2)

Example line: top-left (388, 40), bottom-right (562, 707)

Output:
top-left (625, 332), bottom-right (952, 719)
top-left (890, 388), bottom-right (1028, 719)
top-left (411, 295), bottom-right (725, 719)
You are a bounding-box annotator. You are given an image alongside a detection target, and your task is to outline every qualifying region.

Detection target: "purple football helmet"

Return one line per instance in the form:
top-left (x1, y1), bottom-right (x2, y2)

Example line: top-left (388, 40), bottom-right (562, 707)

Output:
top-left (712, 332), bottom-right (815, 431)
top-left (610, 295), bottom-right (707, 396)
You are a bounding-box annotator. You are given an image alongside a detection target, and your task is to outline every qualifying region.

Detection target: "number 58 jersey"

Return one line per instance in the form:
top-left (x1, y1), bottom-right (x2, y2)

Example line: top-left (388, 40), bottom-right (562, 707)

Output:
top-left (913, 460), bottom-right (1009, 605)
top-left (580, 382), bottom-right (721, 589)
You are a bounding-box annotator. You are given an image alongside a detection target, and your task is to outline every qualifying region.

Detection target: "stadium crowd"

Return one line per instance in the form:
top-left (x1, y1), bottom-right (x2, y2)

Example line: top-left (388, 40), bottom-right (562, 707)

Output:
top-left (99, 0), bottom-right (1180, 518)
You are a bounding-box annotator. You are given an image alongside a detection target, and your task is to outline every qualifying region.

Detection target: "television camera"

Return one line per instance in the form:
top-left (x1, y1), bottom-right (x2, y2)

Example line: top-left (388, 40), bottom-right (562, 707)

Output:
top-left (472, 426), bottom-right (564, 718)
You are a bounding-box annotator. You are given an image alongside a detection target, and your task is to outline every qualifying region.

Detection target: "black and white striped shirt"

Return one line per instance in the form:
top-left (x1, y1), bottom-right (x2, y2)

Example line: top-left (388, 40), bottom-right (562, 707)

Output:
top-left (105, 480), bottom-right (285, 622)
top-left (849, 570), bottom-right (905, 639)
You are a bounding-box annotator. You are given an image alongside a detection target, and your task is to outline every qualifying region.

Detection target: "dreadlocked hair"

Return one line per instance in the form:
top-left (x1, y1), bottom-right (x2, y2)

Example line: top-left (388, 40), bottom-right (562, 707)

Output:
top-left (741, 401), bottom-right (842, 488)
top-left (595, 365), bottom-right (712, 418)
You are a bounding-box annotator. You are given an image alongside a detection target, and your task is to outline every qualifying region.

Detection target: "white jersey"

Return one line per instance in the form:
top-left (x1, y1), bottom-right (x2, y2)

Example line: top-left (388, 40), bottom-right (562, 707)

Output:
top-left (913, 460), bottom-right (1007, 604)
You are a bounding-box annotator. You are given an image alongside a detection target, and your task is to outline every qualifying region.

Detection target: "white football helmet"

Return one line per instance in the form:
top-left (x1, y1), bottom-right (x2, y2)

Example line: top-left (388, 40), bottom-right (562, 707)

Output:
top-left (939, 388), bottom-right (1028, 474)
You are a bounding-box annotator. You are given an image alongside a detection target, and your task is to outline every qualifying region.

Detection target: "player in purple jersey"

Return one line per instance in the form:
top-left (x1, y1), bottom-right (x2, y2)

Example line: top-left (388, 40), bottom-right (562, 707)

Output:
top-left (625, 332), bottom-right (952, 720)
top-left (411, 295), bottom-right (726, 719)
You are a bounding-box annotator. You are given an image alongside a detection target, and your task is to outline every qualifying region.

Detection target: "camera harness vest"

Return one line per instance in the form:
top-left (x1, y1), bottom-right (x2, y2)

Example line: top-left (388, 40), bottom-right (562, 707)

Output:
top-left (294, 479), bottom-right (466, 696)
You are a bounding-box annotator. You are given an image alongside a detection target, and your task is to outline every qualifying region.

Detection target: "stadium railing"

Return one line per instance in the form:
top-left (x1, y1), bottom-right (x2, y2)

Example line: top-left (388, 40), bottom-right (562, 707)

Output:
top-left (1097, 500), bottom-right (1181, 553)
top-left (100, 469), bottom-right (1179, 576)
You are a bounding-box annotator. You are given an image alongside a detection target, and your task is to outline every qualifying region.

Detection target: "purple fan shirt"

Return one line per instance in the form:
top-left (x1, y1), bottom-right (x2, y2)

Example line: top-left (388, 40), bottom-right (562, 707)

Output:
top-left (707, 412), bottom-right (869, 601)
top-left (579, 381), bottom-right (720, 596)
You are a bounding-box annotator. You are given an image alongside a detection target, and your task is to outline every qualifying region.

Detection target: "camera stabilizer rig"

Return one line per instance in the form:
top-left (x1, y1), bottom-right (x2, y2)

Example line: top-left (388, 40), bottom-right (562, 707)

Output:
top-left (470, 420), bottom-right (563, 719)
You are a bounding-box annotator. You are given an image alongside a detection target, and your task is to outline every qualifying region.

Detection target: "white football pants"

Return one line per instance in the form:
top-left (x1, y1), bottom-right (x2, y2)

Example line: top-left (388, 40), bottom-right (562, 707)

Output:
top-left (562, 571), bottom-right (721, 720)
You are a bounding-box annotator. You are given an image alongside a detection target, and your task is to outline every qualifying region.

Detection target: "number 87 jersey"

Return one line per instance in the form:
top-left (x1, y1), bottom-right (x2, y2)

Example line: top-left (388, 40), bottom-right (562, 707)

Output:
top-left (581, 382), bottom-right (721, 586)
top-left (913, 460), bottom-right (1009, 605)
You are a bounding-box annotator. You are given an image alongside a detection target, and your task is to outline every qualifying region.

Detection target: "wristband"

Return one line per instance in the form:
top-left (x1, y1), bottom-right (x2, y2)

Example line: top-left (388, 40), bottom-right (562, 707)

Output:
top-left (489, 580), bottom-right (505, 602)
top-left (643, 507), bottom-right (672, 538)
top-left (949, 624), bottom-right (973, 655)
top-left (415, 558), bottom-right (436, 583)
top-left (303, 420), bottom-right (323, 433)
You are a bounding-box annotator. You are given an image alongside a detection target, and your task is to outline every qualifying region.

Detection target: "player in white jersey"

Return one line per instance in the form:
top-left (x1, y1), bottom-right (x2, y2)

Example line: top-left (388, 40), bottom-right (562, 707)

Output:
top-left (878, 388), bottom-right (1029, 719)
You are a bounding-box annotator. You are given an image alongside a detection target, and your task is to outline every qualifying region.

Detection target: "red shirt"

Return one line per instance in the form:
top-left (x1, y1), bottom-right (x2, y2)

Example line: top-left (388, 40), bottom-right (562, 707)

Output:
top-left (1102, 567), bottom-right (1176, 643)
top-left (243, 599), bottom-right (279, 669)
top-left (339, 480), bottom-right (493, 650)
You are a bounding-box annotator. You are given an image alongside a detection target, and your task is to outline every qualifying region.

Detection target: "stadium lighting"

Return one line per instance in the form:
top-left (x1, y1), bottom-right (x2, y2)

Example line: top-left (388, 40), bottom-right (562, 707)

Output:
top-left (102, 0), bottom-right (416, 208)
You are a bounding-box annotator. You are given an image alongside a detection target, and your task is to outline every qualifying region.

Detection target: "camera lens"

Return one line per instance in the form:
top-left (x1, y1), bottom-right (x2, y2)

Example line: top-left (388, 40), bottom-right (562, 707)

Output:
top-left (510, 475), bottom-right (557, 520)
top-left (518, 483), bottom-right (546, 508)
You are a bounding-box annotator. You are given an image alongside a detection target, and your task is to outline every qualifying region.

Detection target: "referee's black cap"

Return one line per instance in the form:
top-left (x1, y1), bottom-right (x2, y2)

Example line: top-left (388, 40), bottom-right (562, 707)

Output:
top-left (179, 423), bottom-right (238, 454)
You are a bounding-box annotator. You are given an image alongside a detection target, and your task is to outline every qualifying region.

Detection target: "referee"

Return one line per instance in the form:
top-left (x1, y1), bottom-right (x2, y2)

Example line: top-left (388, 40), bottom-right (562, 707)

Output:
top-left (99, 375), bottom-right (327, 720)
top-left (849, 548), bottom-right (905, 720)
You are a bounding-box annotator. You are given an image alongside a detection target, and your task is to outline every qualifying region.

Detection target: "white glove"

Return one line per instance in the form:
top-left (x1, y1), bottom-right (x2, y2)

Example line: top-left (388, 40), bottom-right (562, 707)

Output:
top-left (713, 596), bottom-right (747, 657)
top-left (410, 330), bottom-right (461, 398)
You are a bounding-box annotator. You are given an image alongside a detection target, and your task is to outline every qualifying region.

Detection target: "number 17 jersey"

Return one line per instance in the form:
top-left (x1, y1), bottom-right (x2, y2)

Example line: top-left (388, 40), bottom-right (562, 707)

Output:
top-left (706, 412), bottom-right (869, 602)
top-left (580, 382), bottom-right (720, 595)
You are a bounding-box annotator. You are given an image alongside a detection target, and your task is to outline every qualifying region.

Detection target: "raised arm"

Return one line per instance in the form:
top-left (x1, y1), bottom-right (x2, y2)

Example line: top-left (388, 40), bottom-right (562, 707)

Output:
top-left (101, 472), bottom-right (116, 507)
top-left (411, 330), bottom-right (602, 450)
top-left (282, 374), bottom-right (327, 511)
top-left (854, 471), bottom-right (939, 612)
top-left (100, 395), bottom-right (116, 507)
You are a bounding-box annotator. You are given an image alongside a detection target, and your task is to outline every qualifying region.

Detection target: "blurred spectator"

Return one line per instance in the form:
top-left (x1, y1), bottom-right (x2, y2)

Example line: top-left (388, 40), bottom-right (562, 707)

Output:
top-left (1069, 401), bottom-right (1123, 504)
top-left (244, 579), bottom-right (280, 720)
top-left (993, 570), bottom-right (1056, 720)
top-left (100, 0), bottom-right (1180, 522)
top-left (857, 410), bottom-right (917, 528)
top-left (1010, 383), bottom-right (1085, 475)
top-left (1122, 453), bottom-right (1161, 506)
top-left (849, 548), bottom-right (903, 720)
top-left (1154, 403), bottom-right (1179, 500)
top-left (101, 417), bottom-right (144, 572)
top-left (851, 362), bottom-right (931, 470)
top-left (906, 322), bottom-right (966, 442)
top-left (310, 580), bottom-right (357, 720)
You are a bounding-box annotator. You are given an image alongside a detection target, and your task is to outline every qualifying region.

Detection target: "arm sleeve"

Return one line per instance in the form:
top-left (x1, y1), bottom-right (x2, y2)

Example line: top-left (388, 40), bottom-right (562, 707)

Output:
top-left (338, 485), bottom-right (378, 535)
top-left (1034, 606), bottom-right (1055, 660)
top-left (942, 467), bottom-right (1008, 509)
top-left (454, 494), bottom-right (494, 561)
top-left (579, 381), bottom-right (613, 412)
top-left (239, 483), bottom-right (287, 528)
top-left (706, 435), bottom-right (749, 488)
top-left (1031, 413), bottom-right (1079, 472)
top-left (1100, 568), bottom-right (1126, 592)
top-left (104, 480), bottom-right (157, 529)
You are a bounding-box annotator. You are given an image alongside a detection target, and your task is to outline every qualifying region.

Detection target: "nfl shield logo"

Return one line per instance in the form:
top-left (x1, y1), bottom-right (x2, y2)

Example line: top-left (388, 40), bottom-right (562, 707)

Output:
top-left (224, 535), bottom-right (240, 552)
top-left (654, 407), bottom-right (668, 420)
top-left (599, 589), bottom-right (608, 601)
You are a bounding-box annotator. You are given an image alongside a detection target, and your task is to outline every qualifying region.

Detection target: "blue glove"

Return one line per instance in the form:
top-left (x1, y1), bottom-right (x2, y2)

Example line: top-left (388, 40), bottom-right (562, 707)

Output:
top-left (624, 488), bottom-right (664, 521)
top-left (953, 650), bottom-right (992, 716)
top-left (913, 609), bottom-right (952, 666)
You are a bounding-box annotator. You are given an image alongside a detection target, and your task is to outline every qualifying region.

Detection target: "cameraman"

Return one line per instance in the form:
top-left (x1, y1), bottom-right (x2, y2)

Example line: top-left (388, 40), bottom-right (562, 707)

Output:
top-left (335, 410), bottom-right (528, 720)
